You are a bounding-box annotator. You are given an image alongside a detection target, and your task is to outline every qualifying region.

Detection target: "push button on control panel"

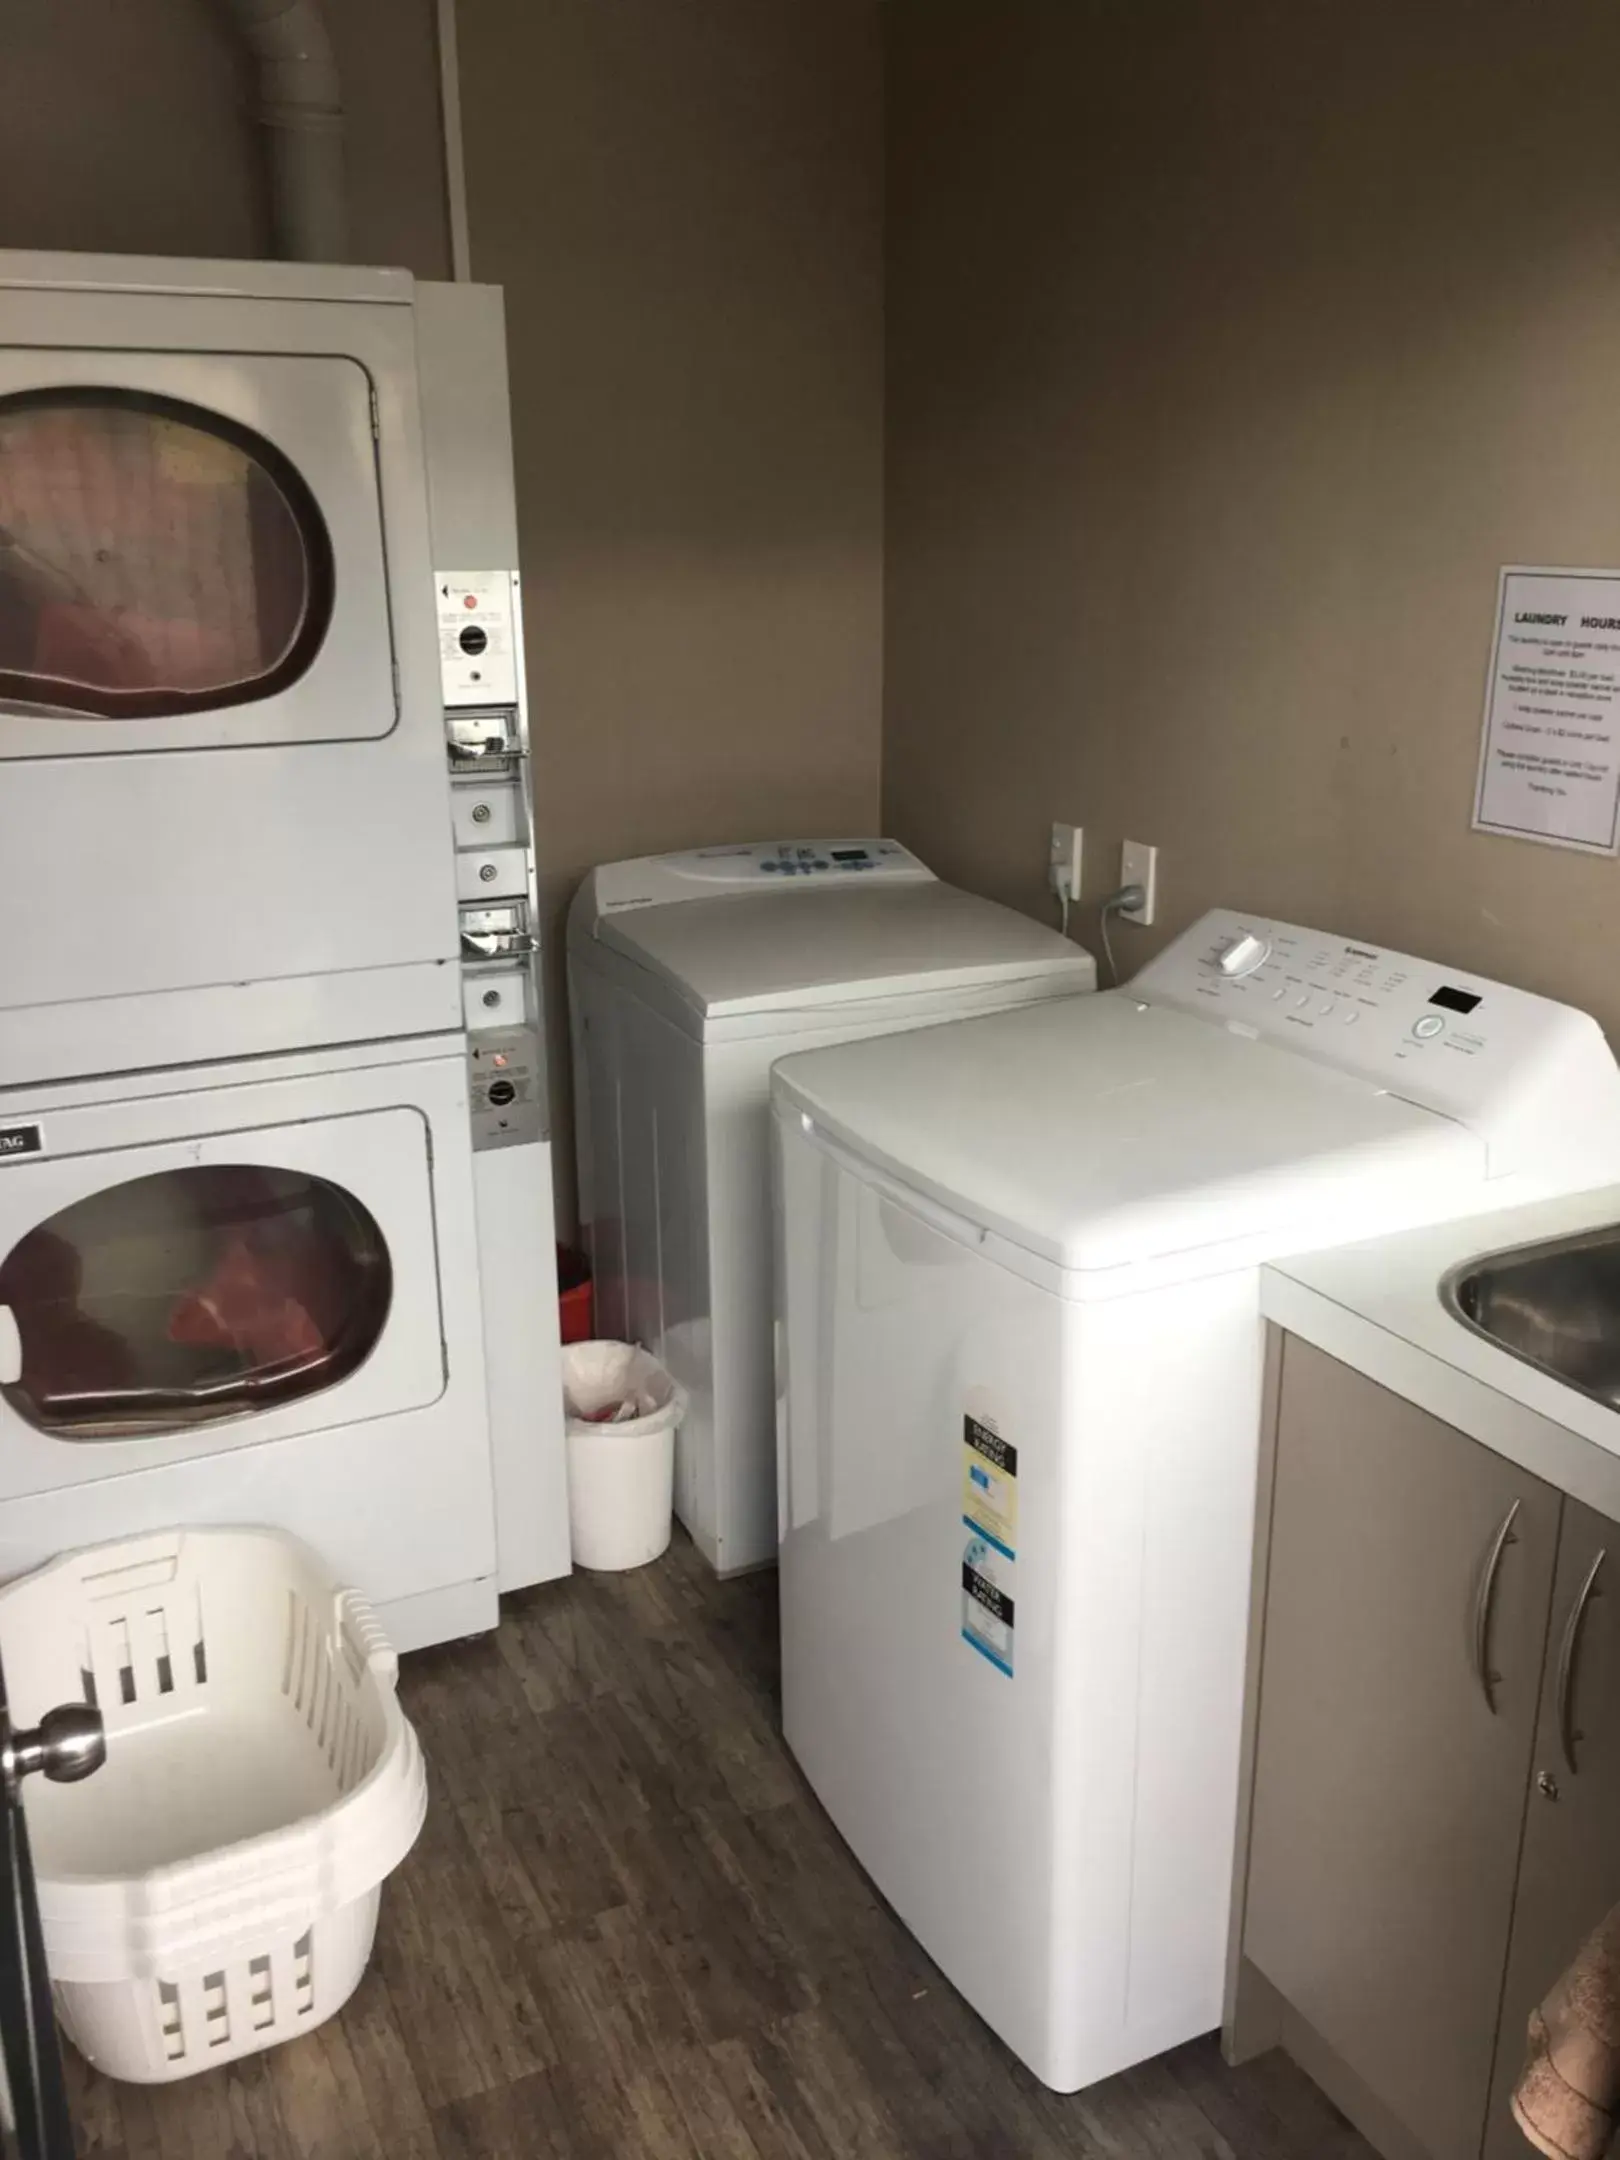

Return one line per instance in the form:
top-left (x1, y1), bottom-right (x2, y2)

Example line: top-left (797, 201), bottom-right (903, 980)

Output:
top-left (1412, 1013), bottom-right (1446, 1041)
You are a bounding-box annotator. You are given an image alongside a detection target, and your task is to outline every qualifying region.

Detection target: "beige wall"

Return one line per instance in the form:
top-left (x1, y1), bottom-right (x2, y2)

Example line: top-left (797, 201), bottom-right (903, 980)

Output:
top-left (884, 1), bottom-right (1620, 1034)
top-left (0, 0), bottom-right (451, 274)
top-left (457, 0), bottom-right (885, 1214)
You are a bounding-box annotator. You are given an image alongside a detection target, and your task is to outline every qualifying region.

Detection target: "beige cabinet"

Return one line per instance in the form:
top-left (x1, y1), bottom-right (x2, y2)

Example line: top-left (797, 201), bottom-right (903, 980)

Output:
top-left (1243, 1337), bottom-right (1559, 2160)
top-left (1232, 1333), bottom-right (1620, 2160)
top-left (1483, 1498), bottom-right (1620, 2160)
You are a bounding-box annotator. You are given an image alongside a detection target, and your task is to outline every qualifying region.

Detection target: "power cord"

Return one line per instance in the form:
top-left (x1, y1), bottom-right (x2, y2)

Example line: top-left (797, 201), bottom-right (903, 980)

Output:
top-left (1097, 883), bottom-right (1146, 987)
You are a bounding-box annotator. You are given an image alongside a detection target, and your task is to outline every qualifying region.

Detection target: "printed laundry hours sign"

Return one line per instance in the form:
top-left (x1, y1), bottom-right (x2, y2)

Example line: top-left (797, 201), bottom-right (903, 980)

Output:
top-left (1474, 567), bottom-right (1620, 855)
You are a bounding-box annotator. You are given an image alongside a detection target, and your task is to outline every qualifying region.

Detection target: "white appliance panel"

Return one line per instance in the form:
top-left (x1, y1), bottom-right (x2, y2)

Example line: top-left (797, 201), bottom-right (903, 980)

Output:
top-left (775, 997), bottom-right (1485, 1279)
top-left (1136, 908), bottom-right (1620, 1182)
top-left (778, 1122), bottom-right (1072, 2070)
top-left (8, 962), bottom-right (463, 1096)
top-left (0, 1108), bottom-right (445, 1493)
top-left (573, 972), bottom-right (715, 1541)
top-left (0, 255), bottom-right (461, 1082)
top-left (772, 906), bottom-right (1620, 2091)
top-left (0, 349), bottom-right (394, 759)
top-left (0, 1040), bottom-right (495, 1647)
top-left (417, 284), bottom-right (567, 1595)
top-left (589, 878), bottom-right (1091, 1031)
top-left (573, 866), bottom-right (1096, 1576)
top-left (473, 1140), bottom-right (570, 1593)
top-left (587, 838), bottom-right (933, 914)
top-left (0, 1409), bottom-right (494, 1657)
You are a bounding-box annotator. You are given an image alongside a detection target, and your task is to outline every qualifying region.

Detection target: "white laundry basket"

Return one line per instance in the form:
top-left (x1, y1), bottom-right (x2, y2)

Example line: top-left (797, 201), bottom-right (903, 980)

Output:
top-left (564, 1341), bottom-right (684, 1571)
top-left (0, 1526), bottom-right (426, 2084)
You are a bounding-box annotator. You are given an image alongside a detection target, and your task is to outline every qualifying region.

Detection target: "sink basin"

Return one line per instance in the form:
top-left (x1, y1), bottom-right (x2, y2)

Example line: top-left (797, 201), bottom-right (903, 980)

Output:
top-left (1443, 1225), bottom-right (1620, 1410)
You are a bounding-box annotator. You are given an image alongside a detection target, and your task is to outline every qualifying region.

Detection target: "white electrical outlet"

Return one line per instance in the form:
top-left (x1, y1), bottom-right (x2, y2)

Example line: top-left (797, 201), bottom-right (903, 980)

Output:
top-left (1048, 822), bottom-right (1083, 900)
top-left (1119, 839), bottom-right (1157, 925)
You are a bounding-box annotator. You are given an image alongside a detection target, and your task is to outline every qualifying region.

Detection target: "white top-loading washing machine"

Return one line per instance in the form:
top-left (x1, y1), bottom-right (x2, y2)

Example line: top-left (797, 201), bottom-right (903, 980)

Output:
top-left (568, 839), bottom-right (1096, 1575)
top-left (770, 908), bottom-right (1620, 2094)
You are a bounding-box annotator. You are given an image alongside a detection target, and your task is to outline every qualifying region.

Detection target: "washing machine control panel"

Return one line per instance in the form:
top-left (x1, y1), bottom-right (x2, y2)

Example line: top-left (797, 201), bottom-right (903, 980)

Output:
top-left (1133, 907), bottom-right (1614, 1153)
top-left (592, 840), bottom-right (934, 912)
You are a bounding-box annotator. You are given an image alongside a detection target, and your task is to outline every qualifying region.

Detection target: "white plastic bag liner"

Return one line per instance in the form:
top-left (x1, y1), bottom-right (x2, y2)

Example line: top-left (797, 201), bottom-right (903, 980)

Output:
top-left (0, 1526), bottom-right (425, 2083)
top-left (563, 1341), bottom-right (684, 1571)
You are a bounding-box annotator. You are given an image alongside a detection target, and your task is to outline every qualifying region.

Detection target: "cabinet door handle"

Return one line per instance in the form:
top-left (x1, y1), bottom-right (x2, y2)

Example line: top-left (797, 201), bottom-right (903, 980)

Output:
top-left (1473, 1500), bottom-right (1521, 1714)
top-left (1557, 1547), bottom-right (1606, 1775)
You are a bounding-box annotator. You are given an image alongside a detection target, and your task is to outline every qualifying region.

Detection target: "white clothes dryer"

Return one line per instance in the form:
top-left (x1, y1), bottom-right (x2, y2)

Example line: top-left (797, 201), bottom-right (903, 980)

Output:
top-left (0, 251), bottom-right (462, 1084)
top-left (569, 839), bottom-right (1096, 1575)
top-left (772, 909), bottom-right (1620, 2092)
top-left (0, 1035), bottom-right (494, 1652)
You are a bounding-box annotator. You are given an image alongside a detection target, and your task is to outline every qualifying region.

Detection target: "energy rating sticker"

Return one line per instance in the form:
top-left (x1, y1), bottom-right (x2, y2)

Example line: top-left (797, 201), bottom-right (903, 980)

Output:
top-left (962, 1413), bottom-right (1018, 1560)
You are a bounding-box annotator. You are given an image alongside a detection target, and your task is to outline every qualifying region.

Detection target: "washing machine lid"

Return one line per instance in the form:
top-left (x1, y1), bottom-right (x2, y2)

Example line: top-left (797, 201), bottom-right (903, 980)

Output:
top-left (773, 992), bottom-right (1484, 1279)
top-left (586, 882), bottom-right (1094, 1032)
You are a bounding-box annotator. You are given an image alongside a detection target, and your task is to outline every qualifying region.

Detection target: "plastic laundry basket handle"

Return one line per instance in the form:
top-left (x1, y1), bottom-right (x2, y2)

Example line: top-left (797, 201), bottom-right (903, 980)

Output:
top-left (334, 1588), bottom-right (398, 1687)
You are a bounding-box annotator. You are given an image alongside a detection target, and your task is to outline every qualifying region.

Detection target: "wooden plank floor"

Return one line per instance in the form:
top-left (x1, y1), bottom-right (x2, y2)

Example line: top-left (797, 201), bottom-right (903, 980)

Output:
top-left (65, 1534), bottom-right (1373, 2159)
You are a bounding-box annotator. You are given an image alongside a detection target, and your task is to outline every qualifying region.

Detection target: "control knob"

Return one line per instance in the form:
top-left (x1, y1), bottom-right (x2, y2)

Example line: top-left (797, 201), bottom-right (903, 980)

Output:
top-left (1213, 930), bottom-right (1271, 979)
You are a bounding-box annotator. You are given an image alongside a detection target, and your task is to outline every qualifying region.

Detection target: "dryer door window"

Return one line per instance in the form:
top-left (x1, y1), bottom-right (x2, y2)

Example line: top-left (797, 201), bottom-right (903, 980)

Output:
top-left (0, 348), bottom-right (399, 760)
top-left (0, 390), bottom-right (332, 722)
top-left (0, 1165), bottom-right (392, 1440)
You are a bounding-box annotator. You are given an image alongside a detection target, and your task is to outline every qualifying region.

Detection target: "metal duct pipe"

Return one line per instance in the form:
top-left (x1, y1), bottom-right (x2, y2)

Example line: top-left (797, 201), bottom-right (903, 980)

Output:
top-left (221, 0), bottom-right (347, 262)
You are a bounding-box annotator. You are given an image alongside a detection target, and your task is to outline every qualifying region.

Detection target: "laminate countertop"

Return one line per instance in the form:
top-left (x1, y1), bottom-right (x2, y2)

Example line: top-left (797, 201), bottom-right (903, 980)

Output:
top-left (1262, 1183), bottom-right (1620, 1519)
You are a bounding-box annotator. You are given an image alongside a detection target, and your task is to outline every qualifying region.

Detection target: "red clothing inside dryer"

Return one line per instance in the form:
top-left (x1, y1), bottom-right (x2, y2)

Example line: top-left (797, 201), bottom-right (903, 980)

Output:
top-left (167, 1234), bottom-right (330, 1368)
top-left (166, 1168), bottom-right (356, 1372)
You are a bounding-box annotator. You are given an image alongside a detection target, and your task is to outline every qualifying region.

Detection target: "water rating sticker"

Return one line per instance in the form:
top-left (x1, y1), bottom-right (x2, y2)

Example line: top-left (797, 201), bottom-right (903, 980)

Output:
top-left (962, 1413), bottom-right (1017, 1560)
top-left (962, 1536), bottom-right (1015, 1677)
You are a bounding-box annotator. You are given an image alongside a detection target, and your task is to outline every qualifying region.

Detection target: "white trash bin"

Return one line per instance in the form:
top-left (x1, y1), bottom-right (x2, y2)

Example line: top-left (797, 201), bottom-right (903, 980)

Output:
top-left (563, 1341), bottom-right (684, 1572)
top-left (0, 1526), bottom-right (426, 2083)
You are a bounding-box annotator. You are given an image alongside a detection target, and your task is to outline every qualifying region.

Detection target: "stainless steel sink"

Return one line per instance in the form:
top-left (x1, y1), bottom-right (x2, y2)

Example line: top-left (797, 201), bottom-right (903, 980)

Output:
top-left (1443, 1224), bottom-right (1620, 1410)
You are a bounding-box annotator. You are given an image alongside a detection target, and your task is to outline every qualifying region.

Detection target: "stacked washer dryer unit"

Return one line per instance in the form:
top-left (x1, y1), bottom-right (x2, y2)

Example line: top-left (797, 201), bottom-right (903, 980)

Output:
top-left (569, 841), bottom-right (1097, 1576)
top-left (0, 252), bottom-right (566, 1651)
top-left (773, 909), bottom-right (1620, 2092)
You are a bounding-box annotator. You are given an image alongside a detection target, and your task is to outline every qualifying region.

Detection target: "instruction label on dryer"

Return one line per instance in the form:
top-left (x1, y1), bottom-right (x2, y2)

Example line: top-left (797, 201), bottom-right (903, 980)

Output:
top-left (1475, 566), bottom-right (1620, 854)
top-left (962, 1538), bottom-right (1015, 1677)
top-left (962, 1414), bottom-right (1018, 1560)
top-left (436, 570), bottom-right (519, 708)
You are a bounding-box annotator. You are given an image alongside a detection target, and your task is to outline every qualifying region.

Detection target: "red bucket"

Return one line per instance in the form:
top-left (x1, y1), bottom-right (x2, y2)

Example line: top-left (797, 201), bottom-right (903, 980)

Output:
top-left (557, 1246), bottom-right (594, 1345)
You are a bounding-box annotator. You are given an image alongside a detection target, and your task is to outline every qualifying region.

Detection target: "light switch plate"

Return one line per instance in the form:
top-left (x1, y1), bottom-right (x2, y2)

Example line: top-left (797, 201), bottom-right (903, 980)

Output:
top-left (1049, 822), bottom-right (1083, 898)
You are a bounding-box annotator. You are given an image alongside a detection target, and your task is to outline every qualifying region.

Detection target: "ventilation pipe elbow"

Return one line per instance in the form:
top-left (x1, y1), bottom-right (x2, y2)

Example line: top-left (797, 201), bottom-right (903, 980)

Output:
top-left (221, 0), bottom-right (347, 263)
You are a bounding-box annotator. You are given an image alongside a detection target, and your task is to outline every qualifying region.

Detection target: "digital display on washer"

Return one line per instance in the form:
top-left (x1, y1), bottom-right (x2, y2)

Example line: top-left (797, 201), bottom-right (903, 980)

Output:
top-left (1429, 985), bottom-right (1482, 1015)
top-left (831, 849), bottom-right (870, 863)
